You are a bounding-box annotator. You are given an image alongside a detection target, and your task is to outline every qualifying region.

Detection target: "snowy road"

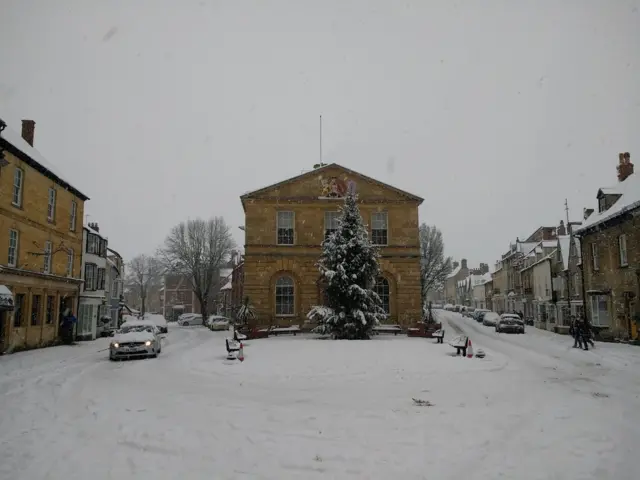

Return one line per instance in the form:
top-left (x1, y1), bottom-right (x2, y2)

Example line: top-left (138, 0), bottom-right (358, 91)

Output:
top-left (1, 319), bottom-right (639, 480)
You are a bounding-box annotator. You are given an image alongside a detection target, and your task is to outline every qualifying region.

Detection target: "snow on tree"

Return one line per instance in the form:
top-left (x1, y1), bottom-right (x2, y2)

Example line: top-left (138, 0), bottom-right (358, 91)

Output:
top-left (159, 217), bottom-right (236, 324)
top-left (125, 254), bottom-right (163, 317)
top-left (419, 224), bottom-right (452, 306)
top-left (311, 192), bottom-right (386, 339)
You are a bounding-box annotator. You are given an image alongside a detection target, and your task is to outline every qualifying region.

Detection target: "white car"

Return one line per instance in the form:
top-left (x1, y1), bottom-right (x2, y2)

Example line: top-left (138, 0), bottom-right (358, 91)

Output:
top-left (178, 314), bottom-right (203, 326)
top-left (144, 313), bottom-right (168, 334)
top-left (207, 315), bottom-right (231, 331)
top-left (110, 320), bottom-right (161, 361)
top-left (482, 312), bottom-right (501, 327)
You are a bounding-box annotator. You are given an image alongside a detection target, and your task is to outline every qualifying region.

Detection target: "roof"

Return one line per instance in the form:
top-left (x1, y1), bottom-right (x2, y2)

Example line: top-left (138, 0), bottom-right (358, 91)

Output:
top-left (84, 224), bottom-right (107, 240)
top-left (520, 251), bottom-right (556, 272)
top-left (557, 235), bottom-right (571, 271)
top-left (576, 172), bottom-right (640, 234)
top-left (446, 264), bottom-right (462, 279)
top-left (0, 122), bottom-right (89, 201)
top-left (221, 280), bottom-right (232, 291)
top-left (240, 163), bottom-right (424, 204)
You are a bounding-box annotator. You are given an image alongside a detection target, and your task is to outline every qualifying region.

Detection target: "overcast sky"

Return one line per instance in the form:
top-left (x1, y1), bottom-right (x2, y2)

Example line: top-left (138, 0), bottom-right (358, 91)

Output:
top-left (1, 0), bottom-right (639, 269)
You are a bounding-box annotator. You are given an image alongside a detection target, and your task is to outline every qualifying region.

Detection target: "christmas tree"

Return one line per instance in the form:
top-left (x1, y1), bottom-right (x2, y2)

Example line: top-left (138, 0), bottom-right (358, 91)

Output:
top-left (310, 189), bottom-right (385, 339)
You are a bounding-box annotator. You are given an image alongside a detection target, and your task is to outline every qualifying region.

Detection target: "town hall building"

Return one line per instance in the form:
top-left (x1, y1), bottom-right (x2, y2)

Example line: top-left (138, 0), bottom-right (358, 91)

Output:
top-left (239, 163), bottom-right (424, 328)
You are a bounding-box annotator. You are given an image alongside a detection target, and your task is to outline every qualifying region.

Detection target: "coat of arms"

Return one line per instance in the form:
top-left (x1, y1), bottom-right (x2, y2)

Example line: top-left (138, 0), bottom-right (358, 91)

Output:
top-left (320, 176), bottom-right (348, 198)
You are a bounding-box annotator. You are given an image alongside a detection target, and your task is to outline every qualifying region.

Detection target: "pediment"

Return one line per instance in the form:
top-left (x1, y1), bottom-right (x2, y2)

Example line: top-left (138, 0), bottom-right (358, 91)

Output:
top-left (241, 163), bottom-right (423, 204)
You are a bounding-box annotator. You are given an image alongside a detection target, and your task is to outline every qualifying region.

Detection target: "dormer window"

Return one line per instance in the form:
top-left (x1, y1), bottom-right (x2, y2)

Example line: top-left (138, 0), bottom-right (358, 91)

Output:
top-left (598, 196), bottom-right (606, 213)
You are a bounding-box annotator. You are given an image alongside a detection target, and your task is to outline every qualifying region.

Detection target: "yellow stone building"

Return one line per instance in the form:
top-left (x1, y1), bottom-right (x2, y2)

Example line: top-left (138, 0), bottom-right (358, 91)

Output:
top-left (240, 164), bottom-right (423, 327)
top-left (0, 119), bottom-right (88, 353)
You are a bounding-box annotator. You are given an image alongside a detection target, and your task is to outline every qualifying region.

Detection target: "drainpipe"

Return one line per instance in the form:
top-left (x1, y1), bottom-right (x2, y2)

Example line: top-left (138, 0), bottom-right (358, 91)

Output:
top-left (577, 234), bottom-right (589, 324)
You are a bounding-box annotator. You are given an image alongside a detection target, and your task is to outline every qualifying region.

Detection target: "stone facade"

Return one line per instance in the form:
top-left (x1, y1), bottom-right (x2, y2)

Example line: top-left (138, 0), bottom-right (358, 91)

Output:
top-left (241, 164), bottom-right (423, 327)
top-left (444, 259), bottom-right (468, 304)
top-left (579, 213), bottom-right (639, 339)
top-left (577, 153), bottom-right (639, 340)
top-left (0, 119), bottom-right (87, 352)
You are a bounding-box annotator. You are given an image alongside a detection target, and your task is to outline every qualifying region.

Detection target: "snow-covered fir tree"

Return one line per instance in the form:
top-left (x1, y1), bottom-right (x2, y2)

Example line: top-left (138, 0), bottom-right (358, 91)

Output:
top-left (309, 190), bottom-right (386, 339)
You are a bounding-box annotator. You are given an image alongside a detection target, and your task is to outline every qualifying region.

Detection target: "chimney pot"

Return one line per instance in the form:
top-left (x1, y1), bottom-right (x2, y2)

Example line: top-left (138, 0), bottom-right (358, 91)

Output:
top-left (617, 152), bottom-right (634, 182)
top-left (461, 259), bottom-right (468, 270)
top-left (21, 120), bottom-right (35, 146)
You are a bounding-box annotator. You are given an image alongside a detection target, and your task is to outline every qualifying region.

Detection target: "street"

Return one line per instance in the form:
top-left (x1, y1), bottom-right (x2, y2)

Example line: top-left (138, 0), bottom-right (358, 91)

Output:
top-left (1, 317), bottom-right (639, 480)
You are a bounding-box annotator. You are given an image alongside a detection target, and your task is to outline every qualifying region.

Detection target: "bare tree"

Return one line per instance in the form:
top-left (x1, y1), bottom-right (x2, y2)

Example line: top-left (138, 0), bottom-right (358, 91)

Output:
top-left (126, 254), bottom-right (163, 317)
top-left (419, 224), bottom-right (452, 304)
top-left (160, 217), bottom-right (235, 323)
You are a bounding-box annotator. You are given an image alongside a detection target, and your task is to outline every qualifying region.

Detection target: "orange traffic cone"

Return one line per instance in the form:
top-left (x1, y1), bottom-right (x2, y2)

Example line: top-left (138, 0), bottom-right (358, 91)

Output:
top-left (238, 342), bottom-right (245, 362)
top-left (467, 339), bottom-right (474, 358)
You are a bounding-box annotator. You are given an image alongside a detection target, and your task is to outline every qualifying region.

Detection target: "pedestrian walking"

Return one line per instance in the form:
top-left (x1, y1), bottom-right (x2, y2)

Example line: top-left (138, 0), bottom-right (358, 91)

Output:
top-left (570, 316), bottom-right (583, 349)
top-left (582, 315), bottom-right (595, 349)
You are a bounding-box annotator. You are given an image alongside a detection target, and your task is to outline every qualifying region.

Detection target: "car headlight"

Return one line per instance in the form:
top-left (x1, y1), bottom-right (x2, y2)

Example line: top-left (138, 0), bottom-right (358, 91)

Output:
top-left (112, 342), bottom-right (119, 348)
top-left (145, 340), bottom-right (152, 346)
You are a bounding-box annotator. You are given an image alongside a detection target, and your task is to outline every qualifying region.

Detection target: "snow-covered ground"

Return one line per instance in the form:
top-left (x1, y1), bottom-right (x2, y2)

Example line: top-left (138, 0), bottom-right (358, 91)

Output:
top-left (1, 315), bottom-right (639, 479)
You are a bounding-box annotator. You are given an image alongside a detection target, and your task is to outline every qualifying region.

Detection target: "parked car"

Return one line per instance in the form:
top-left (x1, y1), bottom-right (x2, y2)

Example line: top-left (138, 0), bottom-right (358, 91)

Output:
top-left (473, 309), bottom-right (489, 322)
top-left (145, 313), bottom-right (168, 334)
top-left (462, 307), bottom-right (476, 317)
top-left (207, 315), bottom-right (231, 331)
top-left (496, 315), bottom-right (525, 334)
top-left (178, 314), bottom-right (203, 326)
top-left (110, 320), bottom-right (161, 360)
top-left (482, 312), bottom-right (500, 327)
top-left (444, 304), bottom-right (454, 311)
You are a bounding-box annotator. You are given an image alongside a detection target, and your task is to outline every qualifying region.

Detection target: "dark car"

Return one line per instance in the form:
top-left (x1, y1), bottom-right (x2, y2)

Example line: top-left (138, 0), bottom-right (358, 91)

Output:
top-left (474, 310), bottom-right (489, 322)
top-left (496, 316), bottom-right (525, 334)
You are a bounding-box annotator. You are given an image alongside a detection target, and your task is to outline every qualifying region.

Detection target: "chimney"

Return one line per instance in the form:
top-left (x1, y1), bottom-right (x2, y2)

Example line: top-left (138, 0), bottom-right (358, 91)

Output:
top-left (89, 222), bottom-right (99, 232)
top-left (461, 259), bottom-right (468, 270)
top-left (617, 152), bottom-right (633, 182)
top-left (558, 220), bottom-right (566, 236)
top-left (583, 208), bottom-right (594, 220)
top-left (21, 120), bottom-right (35, 146)
top-left (479, 263), bottom-right (489, 274)
top-left (453, 261), bottom-right (459, 269)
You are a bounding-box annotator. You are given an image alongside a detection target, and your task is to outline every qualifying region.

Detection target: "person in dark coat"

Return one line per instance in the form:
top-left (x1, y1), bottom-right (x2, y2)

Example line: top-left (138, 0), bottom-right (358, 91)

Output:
top-left (582, 315), bottom-right (595, 349)
top-left (570, 316), bottom-right (583, 349)
top-left (60, 309), bottom-right (77, 345)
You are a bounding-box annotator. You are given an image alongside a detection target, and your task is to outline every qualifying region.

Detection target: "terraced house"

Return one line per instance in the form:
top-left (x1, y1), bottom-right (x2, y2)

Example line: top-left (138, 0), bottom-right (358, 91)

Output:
top-left (0, 119), bottom-right (88, 353)
top-left (240, 163), bottom-right (423, 327)
top-left (576, 153), bottom-right (639, 341)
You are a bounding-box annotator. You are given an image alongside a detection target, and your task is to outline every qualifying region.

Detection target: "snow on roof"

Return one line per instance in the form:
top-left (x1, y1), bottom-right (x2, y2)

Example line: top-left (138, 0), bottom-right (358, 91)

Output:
top-left (221, 280), bottom-right (232, 291)
top-left (576, 173), bottom-right (640, 233)
top-left (106, 257), bottom-right (118, 269)
top-left (599, 186), bottom-right (621, 195)
top-left (0, 123), bottom-right (89, 200)
top-left (481, 272), bottom-right (492, 284)
top-left (83, 224), bottom-right (107, 239)
top-left (219, 268), bottom-right (233, 278)
top-left (557, 235), bottom-right (571, 271)
top-left (541, 240), bottom-right (557, 248)
top-left (0, 284), bottom-right (13, 296)
top-left (447, 264), bottom-right (462, 279)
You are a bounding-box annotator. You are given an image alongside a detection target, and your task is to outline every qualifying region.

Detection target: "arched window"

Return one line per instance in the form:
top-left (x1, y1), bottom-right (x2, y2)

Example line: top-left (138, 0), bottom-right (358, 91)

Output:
top-left (275, 276), bottom-right (295, 315)
top-left (374, 277), bottom-right (390, 315)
